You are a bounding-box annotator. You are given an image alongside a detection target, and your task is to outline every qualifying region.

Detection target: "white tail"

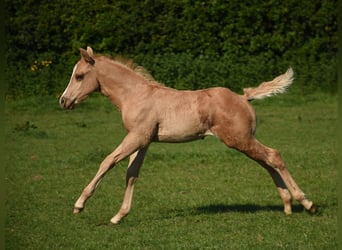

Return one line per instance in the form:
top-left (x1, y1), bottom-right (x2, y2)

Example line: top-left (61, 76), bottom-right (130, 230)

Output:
top-left (243, 68), bottom-right (294, 101)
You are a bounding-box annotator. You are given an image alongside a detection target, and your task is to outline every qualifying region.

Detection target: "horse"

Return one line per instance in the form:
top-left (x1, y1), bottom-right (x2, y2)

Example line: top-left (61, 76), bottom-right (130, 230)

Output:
top-left (59, 47), bottom-right (316, 224)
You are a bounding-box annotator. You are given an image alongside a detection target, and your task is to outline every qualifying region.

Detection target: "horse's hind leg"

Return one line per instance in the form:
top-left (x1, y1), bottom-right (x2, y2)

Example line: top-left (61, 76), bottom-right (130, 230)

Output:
top-left (260, 164), bottom-right (292, 214)
top-left (229, 138), bottom-right (315, 214)
top-left (111, 147), bottom-right (148, 224)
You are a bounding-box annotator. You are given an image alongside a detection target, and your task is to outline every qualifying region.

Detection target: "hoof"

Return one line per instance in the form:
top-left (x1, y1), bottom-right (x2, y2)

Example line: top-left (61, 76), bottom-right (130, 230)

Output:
top-left (307, 204), bottom-right (318, 215)
top-left (284, 210), bottom-right (292, 216)
top-left (110, 216), bottom-right (121, 225)
top-left (283, 207), bottom-right (292, 215)
top-left (73, 207), bottom-right (83, 214)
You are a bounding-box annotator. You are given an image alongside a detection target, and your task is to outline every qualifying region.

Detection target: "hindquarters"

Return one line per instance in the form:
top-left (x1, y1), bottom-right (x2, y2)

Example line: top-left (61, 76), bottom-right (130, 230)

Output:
top-left (209, 88), bottom-right (257, 149)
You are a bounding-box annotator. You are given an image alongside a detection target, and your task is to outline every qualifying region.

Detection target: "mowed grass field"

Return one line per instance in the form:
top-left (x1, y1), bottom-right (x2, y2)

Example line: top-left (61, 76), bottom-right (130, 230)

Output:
top-left (4, 92), bottom-right (337, 249)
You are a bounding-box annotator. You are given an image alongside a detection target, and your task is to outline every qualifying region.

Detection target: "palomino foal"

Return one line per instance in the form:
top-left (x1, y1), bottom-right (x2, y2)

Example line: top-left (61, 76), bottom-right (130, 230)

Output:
top-left (60, 47), bottom-right (315, 224)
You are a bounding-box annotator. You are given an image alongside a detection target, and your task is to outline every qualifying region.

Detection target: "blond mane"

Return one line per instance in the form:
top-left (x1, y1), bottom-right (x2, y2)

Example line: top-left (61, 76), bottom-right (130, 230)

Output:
top-left (99, 54), bottom-right (163, 86)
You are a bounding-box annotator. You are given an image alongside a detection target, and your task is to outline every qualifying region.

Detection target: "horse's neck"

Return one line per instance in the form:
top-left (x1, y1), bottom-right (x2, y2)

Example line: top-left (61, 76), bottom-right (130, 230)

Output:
top-left (96, 58), bottom-right (150, 109)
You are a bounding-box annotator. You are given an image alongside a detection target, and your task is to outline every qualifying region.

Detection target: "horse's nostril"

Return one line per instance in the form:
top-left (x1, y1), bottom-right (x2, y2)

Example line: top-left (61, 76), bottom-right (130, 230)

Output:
top-left (59, 96), bottom-right (65, 107)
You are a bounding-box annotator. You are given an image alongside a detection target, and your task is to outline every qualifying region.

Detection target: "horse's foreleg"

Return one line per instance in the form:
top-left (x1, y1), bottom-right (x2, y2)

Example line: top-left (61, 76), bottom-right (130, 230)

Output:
top-left (73, 133), bottom-right (147, 214)
top-left (110, 147), bottom-right (148, 224)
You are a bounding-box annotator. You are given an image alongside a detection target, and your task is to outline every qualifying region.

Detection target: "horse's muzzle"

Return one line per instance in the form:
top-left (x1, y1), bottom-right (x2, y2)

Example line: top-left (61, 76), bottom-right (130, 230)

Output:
top-left (59, 96), bottom-right (76, 110)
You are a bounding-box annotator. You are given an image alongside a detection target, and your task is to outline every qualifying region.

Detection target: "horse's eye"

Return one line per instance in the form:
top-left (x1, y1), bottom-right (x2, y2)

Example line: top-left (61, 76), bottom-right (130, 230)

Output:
top-left (75, 74), bottom-right (84, 81)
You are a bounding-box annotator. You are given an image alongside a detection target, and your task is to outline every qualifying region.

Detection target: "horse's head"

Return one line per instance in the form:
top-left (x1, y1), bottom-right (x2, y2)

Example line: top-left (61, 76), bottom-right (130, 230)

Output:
top-left (59, 47), bottom-right (99, 109)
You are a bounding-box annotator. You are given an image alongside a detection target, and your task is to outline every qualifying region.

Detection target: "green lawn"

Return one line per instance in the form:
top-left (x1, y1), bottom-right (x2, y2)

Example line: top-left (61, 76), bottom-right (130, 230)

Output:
top-left (4, 93), bottom-right (337, 249)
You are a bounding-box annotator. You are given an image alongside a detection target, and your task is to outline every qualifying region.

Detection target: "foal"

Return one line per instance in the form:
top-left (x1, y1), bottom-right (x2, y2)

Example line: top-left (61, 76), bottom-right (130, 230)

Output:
top-left (60, 47), bottom-right (315, 224)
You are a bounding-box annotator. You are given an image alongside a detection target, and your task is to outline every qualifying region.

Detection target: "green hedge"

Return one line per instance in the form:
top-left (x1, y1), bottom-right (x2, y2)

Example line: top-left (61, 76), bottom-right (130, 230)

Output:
top-left (135, 52), bottom-right (336, 93)
top-left (5, 0), bottom-right (337, 98)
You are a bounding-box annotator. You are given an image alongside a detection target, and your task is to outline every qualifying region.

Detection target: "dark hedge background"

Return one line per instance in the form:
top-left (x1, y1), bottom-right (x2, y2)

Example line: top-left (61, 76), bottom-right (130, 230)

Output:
top-left (5, 0), bottom-right (337, 98)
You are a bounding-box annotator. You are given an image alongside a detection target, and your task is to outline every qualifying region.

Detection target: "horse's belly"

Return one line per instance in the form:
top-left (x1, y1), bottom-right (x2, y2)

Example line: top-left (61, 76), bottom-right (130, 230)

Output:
top-left (155, 122), bottom-right (213, 143)
top-left (154, 94), bottom-right (214, 142)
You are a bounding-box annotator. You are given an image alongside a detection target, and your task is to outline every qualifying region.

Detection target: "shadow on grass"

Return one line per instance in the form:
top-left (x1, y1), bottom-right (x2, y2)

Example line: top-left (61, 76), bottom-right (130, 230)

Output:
top-left (95, 203), bottom-right (323, 226)
top-left (161, 203), bottom-right (311, 220)
top-left (194, 203), bottom-right (305, 214)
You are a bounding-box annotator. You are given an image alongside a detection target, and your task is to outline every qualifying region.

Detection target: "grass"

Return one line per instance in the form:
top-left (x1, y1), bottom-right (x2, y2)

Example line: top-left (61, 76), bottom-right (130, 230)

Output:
top-left (4, 92), bottom-right (337, 249)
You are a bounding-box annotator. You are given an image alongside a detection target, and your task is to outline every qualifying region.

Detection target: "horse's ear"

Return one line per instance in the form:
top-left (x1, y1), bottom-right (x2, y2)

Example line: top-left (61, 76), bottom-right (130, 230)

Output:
top-left (86, 46), bottom-right (94, 57)
top-left (80, 48), bottom-right (95, 65)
